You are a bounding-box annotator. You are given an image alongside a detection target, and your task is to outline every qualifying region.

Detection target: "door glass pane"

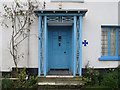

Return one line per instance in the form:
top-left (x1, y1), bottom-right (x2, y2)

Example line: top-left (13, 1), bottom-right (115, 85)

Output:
top-left (58, 36), bottom-right (61, 41)
top-left (101, 28), bottom-right (108, 56)
top-left (119, 28), bottom-right (120, 55)
top-left (110, 28), bottom-right (116, 56)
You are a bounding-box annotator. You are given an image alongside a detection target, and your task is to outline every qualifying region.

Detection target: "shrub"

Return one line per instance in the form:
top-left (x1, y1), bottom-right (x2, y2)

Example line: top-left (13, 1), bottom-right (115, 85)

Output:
top-left (101, 71), bottom-right (119, 88)
top-left (2, 68), bottom-right (38, 88)
top-left (85, 85), bottom-right (109, 88)
top-left (15, 68), bottom-right (38, 88)
top-left (84, 62), bottom-right (100, 85)
top-left (83, 67), bottom-right (100, 85)
top-left (2, 79), bottom-right (14, 88)
top-left (117, 65), bottom-right (120, 71)
top-left (117, 65), bottom-right (120, 88)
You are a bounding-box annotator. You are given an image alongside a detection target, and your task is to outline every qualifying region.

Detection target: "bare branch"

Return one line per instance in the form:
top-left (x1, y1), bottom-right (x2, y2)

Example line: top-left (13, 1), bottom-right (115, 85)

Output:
top-left (15, 36), bottom-right (27, 47)
top-left (2, 0), bottom-right (41, 71)
top-left (16, 15), bottom-right (22, 27)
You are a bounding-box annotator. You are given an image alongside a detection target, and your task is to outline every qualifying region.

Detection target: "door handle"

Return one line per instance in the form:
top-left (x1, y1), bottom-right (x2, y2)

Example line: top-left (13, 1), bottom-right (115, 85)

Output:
top-left (64, 51), bottom-right (66, 54)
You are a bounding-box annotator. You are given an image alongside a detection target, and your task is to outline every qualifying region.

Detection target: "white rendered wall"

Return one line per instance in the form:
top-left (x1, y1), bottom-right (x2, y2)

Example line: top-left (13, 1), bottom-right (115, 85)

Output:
top-left (118, 1), bottom-right (120, 66)
top-left (0, 0), bottom-right (119, 71)
top-left (29, 1), bottom-right (119, 69)
top-left (0, 2), bottom-right (2, 72)
top-left (1, 2), bottom-right (30, 71)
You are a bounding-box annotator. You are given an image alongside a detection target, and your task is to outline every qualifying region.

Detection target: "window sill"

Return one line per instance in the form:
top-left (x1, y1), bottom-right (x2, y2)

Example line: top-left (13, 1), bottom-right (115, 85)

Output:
top-left (99, 56), bottom-right (120, 61)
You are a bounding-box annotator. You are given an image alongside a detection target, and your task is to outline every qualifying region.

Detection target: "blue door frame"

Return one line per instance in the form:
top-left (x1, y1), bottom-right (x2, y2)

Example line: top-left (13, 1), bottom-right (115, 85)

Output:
top-left (35, 9), bottom-right (88, 76)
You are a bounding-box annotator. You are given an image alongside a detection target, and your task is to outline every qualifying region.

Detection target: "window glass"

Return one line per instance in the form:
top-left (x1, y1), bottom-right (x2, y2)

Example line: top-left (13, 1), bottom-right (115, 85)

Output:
top-left (101, 28), bottom-right (108, 56)
top-left (109, 28), bottom-right (116, 56)
top-left (58, 36), bottom-right (61, 41)
top-left (119, 28), bottom-right (120, 55)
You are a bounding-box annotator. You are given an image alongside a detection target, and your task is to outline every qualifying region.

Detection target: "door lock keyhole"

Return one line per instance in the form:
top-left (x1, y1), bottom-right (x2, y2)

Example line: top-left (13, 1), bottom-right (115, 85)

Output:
top-left (64, 51), bottom-right (66, 54)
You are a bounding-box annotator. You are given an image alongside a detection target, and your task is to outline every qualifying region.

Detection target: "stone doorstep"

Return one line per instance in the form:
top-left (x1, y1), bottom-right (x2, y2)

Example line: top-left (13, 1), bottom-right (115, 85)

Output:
top-left (38, 76), bottom-right (85, 86)
top-left (2, 78), bottom-right (18, 80)
top-left (38, 75), bottom-right (81, 78)
top-left (38, 76), bottom-right (83, 82)
top-left (38, 82), bottom-right (84, 86)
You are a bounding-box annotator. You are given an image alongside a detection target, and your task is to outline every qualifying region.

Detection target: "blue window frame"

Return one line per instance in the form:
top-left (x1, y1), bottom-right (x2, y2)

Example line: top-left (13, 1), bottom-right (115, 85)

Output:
top-left (51, 0), bottom-right (84, 2)
top-left (99, 26), bottom-right (120, 61)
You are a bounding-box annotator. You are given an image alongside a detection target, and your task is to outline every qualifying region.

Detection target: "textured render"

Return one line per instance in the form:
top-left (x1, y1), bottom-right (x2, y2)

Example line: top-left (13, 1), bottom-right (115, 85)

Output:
top-left (0, 2), bottom-right (2, 72)
top-left (0, 0), bottom-right (119, 72)
top-left (51, 0), bottom-right (84, 2)
top-left (118, 1), bottom-right (120, 66)
top-left (0, 2), bottom-right (2, 89)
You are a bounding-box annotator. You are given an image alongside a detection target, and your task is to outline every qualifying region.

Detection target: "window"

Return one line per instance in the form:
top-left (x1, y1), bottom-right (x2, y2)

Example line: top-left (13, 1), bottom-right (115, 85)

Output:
top-left (99, 26), bottom-right (120, 60)
top-left (51, 0), bottom-right (84, 2)
top-left (119, 28), bottom-right (120, 55)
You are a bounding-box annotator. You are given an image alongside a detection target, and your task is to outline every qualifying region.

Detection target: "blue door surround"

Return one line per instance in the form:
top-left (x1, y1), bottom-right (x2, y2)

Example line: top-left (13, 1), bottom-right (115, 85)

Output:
top-left (34, 9), bottom-right (88, 76)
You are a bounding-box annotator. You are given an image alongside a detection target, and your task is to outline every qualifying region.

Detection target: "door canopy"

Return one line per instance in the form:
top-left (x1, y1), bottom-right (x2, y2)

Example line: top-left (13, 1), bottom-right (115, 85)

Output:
top-left (34, 9), bottom-right (88, 24)
top-left (34, 9), bottom-right (87, 15)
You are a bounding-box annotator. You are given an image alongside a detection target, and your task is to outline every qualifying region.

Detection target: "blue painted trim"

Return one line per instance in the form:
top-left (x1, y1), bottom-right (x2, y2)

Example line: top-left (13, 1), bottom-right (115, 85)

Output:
top-left (100, 27), bottom-right (120, 61)
top-left (116, 28), bottom-right (119, 56)
top-left (79, 15), bottom-right (82, 76)
top-left (44, 16), bottom-right (47, 76)
top-left (47, 22), bottom-right (73, 24)
top-left (35, 9), bottom-right (87, 12)
top-left (38, 14), bottom-right (83, 16)
top-left (51, 0), bottom-right (84, 2)
top-left (108, 27), bottom-right (110, 56)
top-left (38, 16), bottom-right (41, 76)
top-left (99, 56), bottom-right (120, 61)
top-left (73, 16), bottom-right (77, 76)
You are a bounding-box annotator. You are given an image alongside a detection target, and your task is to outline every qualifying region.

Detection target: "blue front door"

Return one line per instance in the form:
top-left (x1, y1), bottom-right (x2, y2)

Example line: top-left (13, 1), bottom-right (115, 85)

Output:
top-left (48, 26), bottom-right (72, 70)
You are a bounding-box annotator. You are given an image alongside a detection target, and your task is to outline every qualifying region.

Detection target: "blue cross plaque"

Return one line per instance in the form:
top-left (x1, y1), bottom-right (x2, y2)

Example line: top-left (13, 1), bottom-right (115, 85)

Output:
top-left (82, 40), bottom-right (88, 46)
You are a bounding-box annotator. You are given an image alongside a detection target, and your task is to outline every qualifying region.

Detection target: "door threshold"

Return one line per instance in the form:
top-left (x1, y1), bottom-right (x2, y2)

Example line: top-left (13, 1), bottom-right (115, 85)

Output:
top-left (47, 69), bottom-right (73, 75)
top-left (45, 75), bottom-right (74, 78)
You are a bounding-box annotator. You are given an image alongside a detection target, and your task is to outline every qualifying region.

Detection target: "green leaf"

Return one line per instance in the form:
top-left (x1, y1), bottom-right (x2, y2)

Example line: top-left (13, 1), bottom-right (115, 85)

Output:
top-left (4, 5), bottom-right (7, 8)
top-left (19, 10), bottom-right (23, 15)
top-left (16, 2), bottom-right (20, 7)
